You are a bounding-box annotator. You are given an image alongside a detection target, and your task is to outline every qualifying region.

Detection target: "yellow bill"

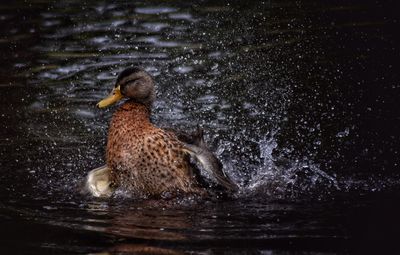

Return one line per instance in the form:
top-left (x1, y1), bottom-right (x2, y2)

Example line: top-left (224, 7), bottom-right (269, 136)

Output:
top-left (97, 85), bottom-right (123, 108)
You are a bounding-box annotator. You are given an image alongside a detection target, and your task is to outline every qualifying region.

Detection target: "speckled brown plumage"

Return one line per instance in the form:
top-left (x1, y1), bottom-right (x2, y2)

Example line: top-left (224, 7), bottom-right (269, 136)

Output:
top-left (106, 100), bottom-right (204, 197)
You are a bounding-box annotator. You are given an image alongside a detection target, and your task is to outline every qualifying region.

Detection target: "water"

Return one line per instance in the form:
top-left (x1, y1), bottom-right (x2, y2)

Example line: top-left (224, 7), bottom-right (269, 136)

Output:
top-left (1, 0), bottom-right (399, 253)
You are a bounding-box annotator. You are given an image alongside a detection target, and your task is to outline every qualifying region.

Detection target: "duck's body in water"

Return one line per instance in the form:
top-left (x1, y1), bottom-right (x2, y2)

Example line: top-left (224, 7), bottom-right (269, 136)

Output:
top-left (85, 67), bottom-right (237, 198)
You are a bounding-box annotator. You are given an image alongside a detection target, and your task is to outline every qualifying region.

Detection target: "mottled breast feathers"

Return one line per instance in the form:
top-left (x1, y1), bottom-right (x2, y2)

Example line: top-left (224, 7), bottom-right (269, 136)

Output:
top-left (106, 101), bottom-right (203, 197)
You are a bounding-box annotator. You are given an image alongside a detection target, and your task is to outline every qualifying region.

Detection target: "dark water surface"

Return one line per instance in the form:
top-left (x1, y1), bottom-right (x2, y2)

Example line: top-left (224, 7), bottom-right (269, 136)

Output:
top-left (1, 0), bottom-right (399, 254)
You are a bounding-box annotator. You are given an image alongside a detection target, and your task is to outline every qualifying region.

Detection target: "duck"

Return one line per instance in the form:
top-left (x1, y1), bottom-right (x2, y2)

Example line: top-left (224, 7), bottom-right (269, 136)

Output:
top-left (84, 67), bottom-right (237, 198)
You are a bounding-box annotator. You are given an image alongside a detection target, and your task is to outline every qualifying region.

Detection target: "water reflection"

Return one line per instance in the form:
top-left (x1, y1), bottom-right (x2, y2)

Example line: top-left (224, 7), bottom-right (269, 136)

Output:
top-left (106, 244), bottom-right (184, 255)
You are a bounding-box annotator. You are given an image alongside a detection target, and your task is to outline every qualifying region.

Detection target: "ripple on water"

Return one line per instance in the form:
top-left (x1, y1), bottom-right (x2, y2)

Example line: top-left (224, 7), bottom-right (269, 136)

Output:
top-left (173, 66), bottom-right (193, 74)
top-left (135, 7), bottom-right (178, 15)
top-left (135, 36), bottom-right (181, 48)
top-left (74, 109), bottom-right (96, 119)
top-left (169, 13), bottom-right (196, 21)
top-left (141, 22), bottom-right (169, 32)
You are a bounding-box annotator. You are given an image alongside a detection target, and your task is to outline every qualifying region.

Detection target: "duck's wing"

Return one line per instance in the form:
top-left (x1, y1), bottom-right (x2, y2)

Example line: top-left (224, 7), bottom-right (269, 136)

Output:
top-left (84, 165), bottom-right (114, 197)
top-left (183, 144), bottom-right (238, 192)
top-left (164, 126), bottom-right (238, 192)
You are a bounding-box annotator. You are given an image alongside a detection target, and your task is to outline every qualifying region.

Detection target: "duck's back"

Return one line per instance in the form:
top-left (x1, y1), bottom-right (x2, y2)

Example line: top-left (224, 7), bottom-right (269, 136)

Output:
top-left (106, 101), bottom-right (202, 197)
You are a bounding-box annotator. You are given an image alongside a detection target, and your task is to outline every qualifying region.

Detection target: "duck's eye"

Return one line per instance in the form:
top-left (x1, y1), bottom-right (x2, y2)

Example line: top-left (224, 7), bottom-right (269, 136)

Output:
top-left (122, 78), bottom-right (141, 87)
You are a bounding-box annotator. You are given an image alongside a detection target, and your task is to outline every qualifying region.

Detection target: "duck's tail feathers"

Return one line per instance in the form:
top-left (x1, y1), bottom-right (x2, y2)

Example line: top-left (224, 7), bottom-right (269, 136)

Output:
top-left (83, 165), bottom-right (114, 198)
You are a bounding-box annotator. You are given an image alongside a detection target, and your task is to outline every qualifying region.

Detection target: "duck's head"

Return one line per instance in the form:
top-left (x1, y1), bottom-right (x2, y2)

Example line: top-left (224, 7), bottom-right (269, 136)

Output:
top-left (97, 67), bottom-right (156, 109)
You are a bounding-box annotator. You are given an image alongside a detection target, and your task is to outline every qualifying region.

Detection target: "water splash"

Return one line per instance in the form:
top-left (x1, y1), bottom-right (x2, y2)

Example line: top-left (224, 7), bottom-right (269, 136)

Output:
top-left (246, 132), bottom-right (339, 199)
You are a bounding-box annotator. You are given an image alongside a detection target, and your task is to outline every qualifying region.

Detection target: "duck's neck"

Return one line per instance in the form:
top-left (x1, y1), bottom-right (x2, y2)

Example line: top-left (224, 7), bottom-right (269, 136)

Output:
top-left (118, 100), bottom-right (151, 122)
